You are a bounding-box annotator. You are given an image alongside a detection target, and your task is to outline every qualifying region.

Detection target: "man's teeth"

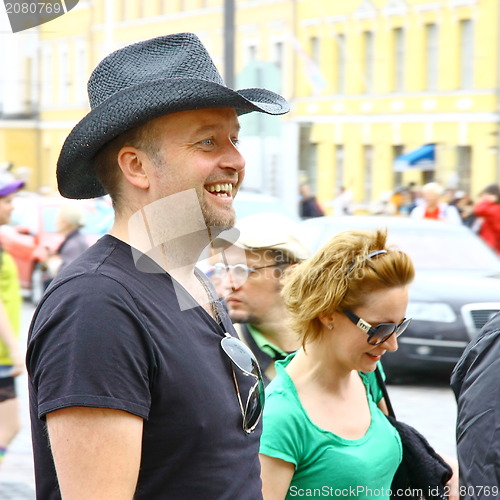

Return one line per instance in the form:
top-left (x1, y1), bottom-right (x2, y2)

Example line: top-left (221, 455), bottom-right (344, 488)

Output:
top-left (207, 184), bottom-right (233, 197)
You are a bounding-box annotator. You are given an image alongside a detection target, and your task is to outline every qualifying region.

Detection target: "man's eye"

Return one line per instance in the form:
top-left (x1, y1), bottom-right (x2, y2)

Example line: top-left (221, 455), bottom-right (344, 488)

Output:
top-left (232, 138), bottom-right (240, 147)
top-left (200, 138), bottom-right (214, 146)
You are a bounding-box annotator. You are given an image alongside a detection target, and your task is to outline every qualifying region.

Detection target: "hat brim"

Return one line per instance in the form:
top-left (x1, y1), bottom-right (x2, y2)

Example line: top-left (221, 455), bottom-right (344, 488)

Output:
top-left (0, 180), bottom-right (25, 197)
top-left (57, 79), bottom-right (290, 199)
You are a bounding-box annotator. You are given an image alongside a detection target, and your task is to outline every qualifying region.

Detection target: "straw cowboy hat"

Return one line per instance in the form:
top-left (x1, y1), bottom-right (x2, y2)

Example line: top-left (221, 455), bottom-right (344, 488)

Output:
top-left (57, 32), bottom-right (290, 199)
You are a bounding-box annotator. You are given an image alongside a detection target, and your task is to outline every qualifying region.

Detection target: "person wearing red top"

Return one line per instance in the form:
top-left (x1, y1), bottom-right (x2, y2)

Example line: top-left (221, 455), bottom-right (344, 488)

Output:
top-left (474, 184), bottom-right (500, 255)
top-left (410, 182), bottom-right (462, 224)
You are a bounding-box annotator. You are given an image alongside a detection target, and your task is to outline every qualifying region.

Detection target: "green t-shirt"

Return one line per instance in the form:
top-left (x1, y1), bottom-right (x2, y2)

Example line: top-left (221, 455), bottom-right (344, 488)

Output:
top-left (247, 324), bottom-right (288, 359)
top-left (0, 251), bottom-right (22, 364)
top-left (260, 356), bottom-right (402, 499)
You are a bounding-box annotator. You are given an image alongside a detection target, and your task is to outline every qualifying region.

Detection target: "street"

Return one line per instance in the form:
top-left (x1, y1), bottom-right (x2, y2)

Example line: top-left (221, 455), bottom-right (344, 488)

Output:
top-left (0, 302), bottom-right (459, 499)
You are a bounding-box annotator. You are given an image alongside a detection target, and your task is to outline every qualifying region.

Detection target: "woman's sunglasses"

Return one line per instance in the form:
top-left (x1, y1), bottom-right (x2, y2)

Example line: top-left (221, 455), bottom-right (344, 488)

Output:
top-left (221, 333), bottom-right (265, 433)
top-left (343, 310), bottom-right (412, 346)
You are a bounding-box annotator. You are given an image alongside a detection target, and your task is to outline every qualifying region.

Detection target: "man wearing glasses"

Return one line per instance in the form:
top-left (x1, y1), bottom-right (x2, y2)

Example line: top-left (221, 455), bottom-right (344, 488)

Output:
top-left (219, 213), bottom-right (310, 385)
top-left (26, 33), bottom-right (288, 499)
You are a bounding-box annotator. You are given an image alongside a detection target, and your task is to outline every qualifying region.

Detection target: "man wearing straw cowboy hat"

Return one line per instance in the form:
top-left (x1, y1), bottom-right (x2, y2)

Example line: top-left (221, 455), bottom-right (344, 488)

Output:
top-left (27, 33), bottom-right (289, 499)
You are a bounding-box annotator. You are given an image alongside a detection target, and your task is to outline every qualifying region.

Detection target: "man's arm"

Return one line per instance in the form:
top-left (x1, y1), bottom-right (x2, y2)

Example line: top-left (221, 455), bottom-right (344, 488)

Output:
top-left (47, 406), bottom-right (143, 499)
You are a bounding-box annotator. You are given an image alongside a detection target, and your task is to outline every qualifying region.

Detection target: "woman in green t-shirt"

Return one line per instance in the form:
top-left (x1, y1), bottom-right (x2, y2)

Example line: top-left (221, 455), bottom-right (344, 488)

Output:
top-left (259, 229), bottom-right (446, 499)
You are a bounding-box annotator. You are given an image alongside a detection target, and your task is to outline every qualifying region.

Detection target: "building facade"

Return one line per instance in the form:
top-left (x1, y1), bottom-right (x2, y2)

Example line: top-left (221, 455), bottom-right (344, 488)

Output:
top-left (292, 0), bottom-right (500, 210)
top-left (0, 0), bottom-right (499, 213)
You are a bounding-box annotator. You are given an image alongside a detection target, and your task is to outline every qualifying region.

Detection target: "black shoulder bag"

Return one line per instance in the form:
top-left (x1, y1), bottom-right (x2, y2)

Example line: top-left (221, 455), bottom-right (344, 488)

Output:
top-left (375, 367), bottom-right (453, 500)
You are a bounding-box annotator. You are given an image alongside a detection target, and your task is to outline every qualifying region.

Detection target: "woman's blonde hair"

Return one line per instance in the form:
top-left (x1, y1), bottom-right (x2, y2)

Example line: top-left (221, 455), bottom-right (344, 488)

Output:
top-left (281, 229), bottom-right (415, 347)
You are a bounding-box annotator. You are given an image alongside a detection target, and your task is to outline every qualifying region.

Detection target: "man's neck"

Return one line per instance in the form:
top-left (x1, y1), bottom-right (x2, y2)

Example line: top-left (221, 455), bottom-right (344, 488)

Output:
top-left (110, 215), bottom-right (220, 319)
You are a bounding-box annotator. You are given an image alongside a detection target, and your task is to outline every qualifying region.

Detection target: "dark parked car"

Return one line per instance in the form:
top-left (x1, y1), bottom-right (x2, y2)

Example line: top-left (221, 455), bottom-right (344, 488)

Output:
top-left (300, 216), bottom-right (500, 379)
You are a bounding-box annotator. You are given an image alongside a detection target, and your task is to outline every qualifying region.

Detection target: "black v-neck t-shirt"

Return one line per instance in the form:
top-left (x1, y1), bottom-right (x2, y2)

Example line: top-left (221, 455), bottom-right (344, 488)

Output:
top-left (27, 235), bottom-right (262, 499)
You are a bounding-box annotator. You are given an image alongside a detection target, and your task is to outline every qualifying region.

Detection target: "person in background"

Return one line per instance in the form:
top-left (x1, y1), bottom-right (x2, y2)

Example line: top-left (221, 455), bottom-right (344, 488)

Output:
top-left (259, 229), bottom-right (458, 500)
top-left (0, 171), bottom-right (25, 467)
top-left (473, 183), bottom-right (500, 255)
top-left (329, 186), bottom-right (353, 216)
top-left (221, 213), bottom-right (310, 385)
top-left (43, 203), bottom-right (90, 289)
top-left (299, 183), bottom-right (324, 219)
top-left (451, 311), bottom-right (500, 497)
top-left (27, 32), bottom-right (288, 499)
top-left (410, 182), bottom-right (461, 224)
top-left (450, 190), bottom-right (476, 229)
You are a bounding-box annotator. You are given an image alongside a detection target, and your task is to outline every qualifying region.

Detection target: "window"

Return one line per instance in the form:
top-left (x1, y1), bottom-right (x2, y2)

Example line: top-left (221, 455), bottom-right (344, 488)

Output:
top-left (272, 41), bottom-right (283, 72)
top-left (456, 146), bottom-right (472, 191)
top-left (299, 124), bottom-right (318, 192)
top-left (246, 44), bottom-right (257, 65)
top-left (306, 143), bottom-right (318, 192)
top-left (425, 24), bottom-right (438, 90)
top-left (335, 145), bottom-right (345, 187)
top-left (59, 46), bottom-right (70, 106)
top-left (310, 36), bottom-right (320, 65)
top-left (23, 56), bottom-right (35, 114)
top-left (363, 31), bottom-right (374, 93)
top-left (272, 41), bottom-right (284, 93)
top-left (459, 19), bottom-right (474, 89)
top-left (364, 145), bottom-right (374, 202)
top-left (75, 43), bottom-right (87, 106)
top-left (393, 27), bottom-right (405, 92)
top-left (335, 34), bottom-right (346, 94)
top-left (393, 145), bottom-right (404, 188)
top-left (42, 47), bottom-right (52, 107)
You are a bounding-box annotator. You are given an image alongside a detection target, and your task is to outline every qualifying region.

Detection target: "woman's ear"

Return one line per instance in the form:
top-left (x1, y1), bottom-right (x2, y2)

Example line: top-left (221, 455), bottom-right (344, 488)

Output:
top-left (117, 146), bottom-right (150, 191)
top-left (318, 314), bottom-right (335, 330)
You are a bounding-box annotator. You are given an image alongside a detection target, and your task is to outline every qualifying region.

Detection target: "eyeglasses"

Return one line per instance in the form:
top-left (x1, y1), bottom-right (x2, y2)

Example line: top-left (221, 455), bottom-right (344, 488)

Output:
top-left (343, 310), bottom-right (412, 346)
top-left (221, 332), bottom-right (265, 433)
top-left (211, 261), bottom-right (291, 289)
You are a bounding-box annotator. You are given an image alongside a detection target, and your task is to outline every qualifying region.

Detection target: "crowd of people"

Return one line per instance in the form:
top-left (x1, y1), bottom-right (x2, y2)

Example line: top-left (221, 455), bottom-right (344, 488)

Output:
top-left (386, 181), bottom-right (500, 255)
top-left (302, 180), bottom-right (500, 256)
top-left (0, 32), bottom-right (498, 500)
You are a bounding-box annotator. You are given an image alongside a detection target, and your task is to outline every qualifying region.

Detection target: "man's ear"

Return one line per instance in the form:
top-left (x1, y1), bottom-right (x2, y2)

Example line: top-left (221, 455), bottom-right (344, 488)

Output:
top-left (117, 146), bottom-right (150, 191)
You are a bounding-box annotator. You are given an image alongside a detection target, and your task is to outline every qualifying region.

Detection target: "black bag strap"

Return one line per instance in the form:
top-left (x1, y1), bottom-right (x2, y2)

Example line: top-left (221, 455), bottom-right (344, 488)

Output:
top-left (375, 366), bottom-right (396, 419)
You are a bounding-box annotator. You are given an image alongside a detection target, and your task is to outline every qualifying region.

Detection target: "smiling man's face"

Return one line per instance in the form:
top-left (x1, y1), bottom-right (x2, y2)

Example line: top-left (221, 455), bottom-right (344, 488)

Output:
top-left (143, 107), bottom-right (245, 228)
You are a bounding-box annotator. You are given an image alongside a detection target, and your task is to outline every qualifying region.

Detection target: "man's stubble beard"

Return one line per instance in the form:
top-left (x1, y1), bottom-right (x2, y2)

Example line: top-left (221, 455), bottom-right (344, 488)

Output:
top-left (198, 188), bottom-right (236, 229)
top-left (229, 310), bottom-right (262, 326)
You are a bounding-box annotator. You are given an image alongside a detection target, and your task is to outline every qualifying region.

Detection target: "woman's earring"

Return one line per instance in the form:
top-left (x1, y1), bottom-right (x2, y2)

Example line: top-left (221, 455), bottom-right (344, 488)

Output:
top-left (327, 323), bottom-right (334, 330)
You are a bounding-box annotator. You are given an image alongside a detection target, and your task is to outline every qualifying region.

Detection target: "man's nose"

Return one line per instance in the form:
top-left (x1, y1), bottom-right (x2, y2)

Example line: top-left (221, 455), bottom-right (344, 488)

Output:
top-left (220, 143), bottom-right (245, 174)
top-left (220, 268), bottom-right (241, 293)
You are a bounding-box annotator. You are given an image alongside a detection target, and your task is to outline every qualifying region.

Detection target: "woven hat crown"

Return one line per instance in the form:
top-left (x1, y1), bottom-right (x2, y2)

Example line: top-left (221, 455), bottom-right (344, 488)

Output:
top-left (88, 33), bottom-right (224, 109)
top-left (57, 32), bottom-right (289, 199)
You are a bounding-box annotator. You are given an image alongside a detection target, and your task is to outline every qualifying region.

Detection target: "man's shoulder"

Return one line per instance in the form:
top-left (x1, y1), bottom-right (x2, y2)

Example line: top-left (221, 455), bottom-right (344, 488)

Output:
top-left (40, 236), bottom-right (162, 312)
top-left (451, 313), bottom-right (500, 397)
top-left (56, 236), bottom-right (147, 283)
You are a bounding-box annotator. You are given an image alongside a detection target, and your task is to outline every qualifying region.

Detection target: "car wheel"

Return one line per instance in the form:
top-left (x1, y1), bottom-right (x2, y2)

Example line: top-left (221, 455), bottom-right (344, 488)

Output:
top-left (31, 264), bottom-right (45, 305)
